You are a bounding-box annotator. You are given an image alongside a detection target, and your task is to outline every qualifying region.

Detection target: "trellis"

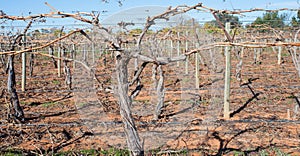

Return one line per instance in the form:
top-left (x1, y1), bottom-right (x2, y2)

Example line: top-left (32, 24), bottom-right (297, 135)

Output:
top-left (1, 3), bottom-right (300, 155)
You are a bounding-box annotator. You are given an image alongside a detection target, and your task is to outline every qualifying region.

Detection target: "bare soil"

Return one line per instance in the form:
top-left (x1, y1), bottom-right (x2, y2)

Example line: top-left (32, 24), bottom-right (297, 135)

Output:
top-left (0, 47), bottom-right (300, 155)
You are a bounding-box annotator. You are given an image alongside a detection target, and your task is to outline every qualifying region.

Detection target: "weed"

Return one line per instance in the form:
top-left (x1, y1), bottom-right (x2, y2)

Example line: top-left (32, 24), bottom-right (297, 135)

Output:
top-left (233, 151), bottom-right (245, 156)
top-left (281, 52), bottom-right (290, 57)
top-left (77, 102), bottom-right (87, 107)
top-left (259, 149), bottom-right (268, 156)
top-left (20, 101), bottom-right (27, 105)
top-left (52, 80), bottom-right (60, 85)
top-left (102, 148), bottom-right (129, 156)
top-left (54, 148), bottom-right (129, 156)
top-left (80, 149), bottom-right (97, 155)
top-left (0, 149), bottom-right (23, 156)
top-left (258, 148), bottom-right (290, 156)
top-left (287, 95), bottom-right (296, 99)
top-left (42, 101), bottom-right (56, 107)
top-left (173, 100), bottom-right (181, 105)
top-left (134, 99), bottom-right (150, 104)
top-left (271, 147), bottom-right (290, 156)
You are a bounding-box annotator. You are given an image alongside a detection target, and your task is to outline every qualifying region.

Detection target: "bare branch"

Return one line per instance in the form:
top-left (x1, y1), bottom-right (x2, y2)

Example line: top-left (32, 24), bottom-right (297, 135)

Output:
top-left (22, 20), bottom-right (33, 34)
top-left (0, 6), bottom-right (107, 31)
top-left (45, 2), bottom-right (59, 12)
top-left (212, 12), bottom-right (233, 42)
top-left (1, 29), bottom-right (83, 55)
top-left (136, 3), bottom-right (203, 48)
top-left (33, 51), bottom-right (103, 86)
top-left (129, 62), bottom-right (148, 86)
top-left (132, 53), bottom-right (186, 65)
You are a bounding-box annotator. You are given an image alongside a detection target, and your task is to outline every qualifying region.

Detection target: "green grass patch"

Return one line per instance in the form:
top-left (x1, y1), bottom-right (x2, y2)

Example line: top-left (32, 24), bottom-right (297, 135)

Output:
top-left (101, 148), bottom-right (130, 156)
top-left (233, 150), bottom-right (246, 156)
top-left (20, 101), bottom-right (28, 105)
top-left (42, 101), bottom-right (57, 107)
top-left (281, 52), bottom-right (290, 57)
top-left (52, 80), bottom-right (61, 85)
top-left (0, 149), bottom-right (23, 156)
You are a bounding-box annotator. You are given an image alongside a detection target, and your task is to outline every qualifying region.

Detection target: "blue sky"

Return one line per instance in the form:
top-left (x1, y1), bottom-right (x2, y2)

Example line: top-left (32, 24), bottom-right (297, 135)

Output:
top-left (1, 0), bottom-right (299, 14)
top-left (1, 0), bottom-right (300, 27)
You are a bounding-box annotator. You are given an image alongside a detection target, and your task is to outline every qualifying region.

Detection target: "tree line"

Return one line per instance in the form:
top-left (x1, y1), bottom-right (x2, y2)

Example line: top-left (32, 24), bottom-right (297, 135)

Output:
top-left (204, 10), bottom-right (300, 32)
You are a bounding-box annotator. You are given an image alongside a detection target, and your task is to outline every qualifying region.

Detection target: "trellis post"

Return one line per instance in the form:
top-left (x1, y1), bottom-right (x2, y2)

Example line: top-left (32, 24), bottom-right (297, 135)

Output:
top-left (278, 46), bottom-right (282, 65)
top-left (57, 46), bottom-right (61, 77)
top-left (224, 22), bottom-right (231, 119)
top-left (195, 29), bottom-right (200, 89)
top-left (169, 36), bottom-right (173, 58)
top-left (177, 32), bottom-right (180, 67)
top-left (185, 31), bottom-right (189, 75)
top-left (21, 35), bottom-right (26, 91)
top-left (92, 26), bottom-right (96, 64)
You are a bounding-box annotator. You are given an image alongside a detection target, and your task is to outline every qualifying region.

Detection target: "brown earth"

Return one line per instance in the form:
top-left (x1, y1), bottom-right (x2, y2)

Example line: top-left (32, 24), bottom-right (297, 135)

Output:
top-left (0, 47), bottom-right (300, 155)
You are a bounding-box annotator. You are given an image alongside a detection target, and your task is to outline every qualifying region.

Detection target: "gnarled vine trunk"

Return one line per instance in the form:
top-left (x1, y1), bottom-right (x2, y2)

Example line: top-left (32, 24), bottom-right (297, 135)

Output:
top-left (115, 53), bottom-right (143, 156)
top-left (153, 65), bottom-right (165, 120)
top-left (7, 55), bottom-right (24, 122)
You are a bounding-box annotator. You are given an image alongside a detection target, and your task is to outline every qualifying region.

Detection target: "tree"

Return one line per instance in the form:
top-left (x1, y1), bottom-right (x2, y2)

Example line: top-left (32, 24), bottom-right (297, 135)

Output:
top-left (203, 22), bottom-right (222, 34)
top-left (207, 13), bottom-right (241, 29)
top-left (291, 16), bottom-right (299, 27)
top-left (128, 28), bottom-right (142, 37)
top-left (53, 29), bottom-right (66, 37)
top-left (291, 10), bottom-right (300, 27)
top-left (41, 28), bottom-right (50, 34)
top-left (251, 11), bottom-right (287, 28)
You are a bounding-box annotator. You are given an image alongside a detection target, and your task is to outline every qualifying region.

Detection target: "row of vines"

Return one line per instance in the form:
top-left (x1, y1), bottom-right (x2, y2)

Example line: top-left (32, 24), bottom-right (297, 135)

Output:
top-left (1, 2), bottom-right (300, 155)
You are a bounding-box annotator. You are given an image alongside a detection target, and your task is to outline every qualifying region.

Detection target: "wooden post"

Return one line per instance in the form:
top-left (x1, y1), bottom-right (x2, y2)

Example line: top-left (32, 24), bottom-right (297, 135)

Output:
top-left (83, 44), bottom-right (87, 62)
top-left (57, 27), bottom-right (64, 78)
top-left (57, 46), bottom-right (61, 77)
top-left (169, 38), bottom-right (173, 58)
top-left (185, 31), bottom-right (189, 75)
top-left (177, 32), bottom-right (180, 67)
top-left (258, 48), bottom-right (261, 63)
top-left (92, 42), bottom-right (95, 64)
top-left (21, 35), bottom-right (26, 91)
top-left (240, 39), bottom-right (244, 58)
top-left (254, 48), bottom-right (258, 64)
top-left (224, 22), bottom-right (231, 119)
top-left (287, 109), bottom-right (291, 120)
top-left (163, 39), bottom-right (166, 55)
top-left (195, 52), bottom-right (200, 89)
top-left (72, 43), bottom-right (76, 69)
top-left (195, 31), bottom-right (200, 89)
top-left (278, 46), bottom-right (282, 65)
top-left (92, 26), bottom-right (95, 64)
top-left (254, 47), bottom-right (261, 64)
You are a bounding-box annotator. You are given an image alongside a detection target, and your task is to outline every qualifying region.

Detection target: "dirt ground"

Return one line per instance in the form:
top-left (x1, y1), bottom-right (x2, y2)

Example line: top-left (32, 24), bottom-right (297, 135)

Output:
top-left (0, 46), bottom-right (300, 155)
